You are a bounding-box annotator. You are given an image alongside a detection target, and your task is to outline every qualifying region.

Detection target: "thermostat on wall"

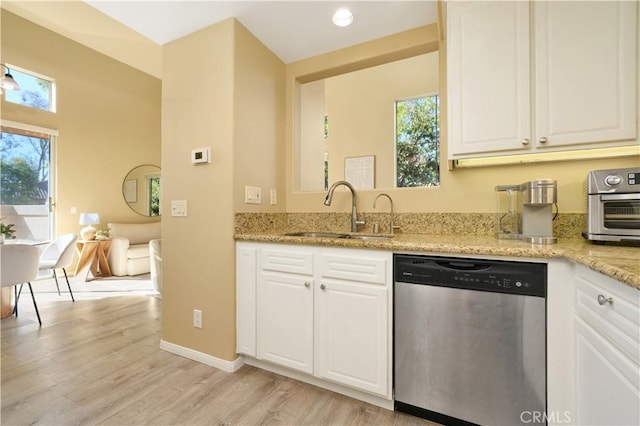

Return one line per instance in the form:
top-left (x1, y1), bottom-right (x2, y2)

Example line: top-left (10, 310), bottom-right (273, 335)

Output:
top-left (191, 147), bottom-right (211, 164)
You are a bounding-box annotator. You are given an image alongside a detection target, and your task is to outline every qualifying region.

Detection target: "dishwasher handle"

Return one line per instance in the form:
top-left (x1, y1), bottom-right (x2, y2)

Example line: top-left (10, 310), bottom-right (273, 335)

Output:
top-left (435, 260), bottom-right (492, 271)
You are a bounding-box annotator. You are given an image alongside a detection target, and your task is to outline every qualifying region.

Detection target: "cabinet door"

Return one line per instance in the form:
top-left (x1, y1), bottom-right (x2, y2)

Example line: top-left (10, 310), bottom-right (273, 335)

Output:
top-left (257, 272), bottom-right (314, 374)
top-left (447, 0), bottom-right (531, 156)
top-left (573, 265), bottom-right (640, 426)
top-left (314, 279), bottom-right (389, 397)
top-left (535, 1), bottom-right (637, 148)
top-left (574, 319), bottom-right (640, 426)
top-left (236, 245), bottom-right (257, 356)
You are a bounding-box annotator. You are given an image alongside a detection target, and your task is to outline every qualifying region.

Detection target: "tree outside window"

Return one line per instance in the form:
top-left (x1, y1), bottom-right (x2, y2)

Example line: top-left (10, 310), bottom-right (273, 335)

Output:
top-left (0, 132), bottom-right (50, 205)
top-left (396, 95), bottom-right (440, 188)
top-left (149, 176), bottom-right (160, 216)
top-left (1, 67), bottom-right (55, 207)
top-left (4, 68), bottom-right (54, 112)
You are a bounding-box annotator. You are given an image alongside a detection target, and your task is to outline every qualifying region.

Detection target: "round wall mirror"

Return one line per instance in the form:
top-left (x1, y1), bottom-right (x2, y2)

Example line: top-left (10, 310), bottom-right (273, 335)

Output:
top-left (122, 164), bottom-right (161, 217)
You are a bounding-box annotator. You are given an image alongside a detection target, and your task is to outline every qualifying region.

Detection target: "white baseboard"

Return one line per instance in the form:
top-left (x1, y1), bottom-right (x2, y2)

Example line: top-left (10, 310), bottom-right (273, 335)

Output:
top-left (159, 340), bottom-right (245, 373)
top-left (244, 357), bottom-right (394, 411)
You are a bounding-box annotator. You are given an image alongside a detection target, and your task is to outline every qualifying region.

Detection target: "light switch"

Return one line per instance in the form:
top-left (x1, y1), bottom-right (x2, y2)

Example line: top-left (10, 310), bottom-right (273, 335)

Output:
top-left (245, 186), bottom-right (262, 204)
top-left (171, 200), bottom-right (188, 217)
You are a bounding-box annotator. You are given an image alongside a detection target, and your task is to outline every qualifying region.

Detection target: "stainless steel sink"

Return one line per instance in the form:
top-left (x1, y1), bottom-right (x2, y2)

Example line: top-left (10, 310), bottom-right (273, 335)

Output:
top-left (346, 234), bottom-right (392, 241)
top-left (284, 232), bottom-right (392, 241)
top-left (284, 231), bottom-right (349, 238)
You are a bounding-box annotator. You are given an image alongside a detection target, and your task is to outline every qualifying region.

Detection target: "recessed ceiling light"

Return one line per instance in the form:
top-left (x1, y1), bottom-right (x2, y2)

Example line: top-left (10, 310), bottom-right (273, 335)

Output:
top-left (332, 8), bottom-right (354, 27)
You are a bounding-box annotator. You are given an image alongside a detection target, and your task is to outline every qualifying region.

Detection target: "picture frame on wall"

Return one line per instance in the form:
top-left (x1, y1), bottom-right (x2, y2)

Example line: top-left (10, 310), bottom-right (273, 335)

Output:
top-left (344, 155), bottom-right (375, 190)
top-left (124, 179), bottom-right (137, 203)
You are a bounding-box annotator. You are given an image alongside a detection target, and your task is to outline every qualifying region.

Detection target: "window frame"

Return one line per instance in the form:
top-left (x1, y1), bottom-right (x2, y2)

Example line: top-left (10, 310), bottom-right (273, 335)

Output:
top-left (394, 91), bottom-right (441, 188)
top-left (2, 64), bottom-right (57, 113)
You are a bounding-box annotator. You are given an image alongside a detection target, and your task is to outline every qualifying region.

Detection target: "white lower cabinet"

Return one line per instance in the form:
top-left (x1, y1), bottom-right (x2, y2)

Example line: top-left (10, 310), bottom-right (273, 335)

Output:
top-left (236, 242), bottom-right (392, 401)
top-left (239, 244), bottom-right (640, 416)
top-left (573, 264), bottom-right (640, 426)
top-left (315, 250), bottom-right (390, 396)
top-left (258, 271), bottom-right (314, 373)
top-left (256, 246), bottom-right (314, 373)
top-left (236, 245), bottom-right (257, 357)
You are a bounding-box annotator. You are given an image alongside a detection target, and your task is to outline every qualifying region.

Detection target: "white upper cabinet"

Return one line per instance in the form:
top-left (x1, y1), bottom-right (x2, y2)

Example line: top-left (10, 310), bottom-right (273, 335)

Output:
top-left (447, 1), bottom-right (638, 159)
top-left (447, 1), bottom-right (531, 155)
top-left (535, 1), bottom-right (637, 149)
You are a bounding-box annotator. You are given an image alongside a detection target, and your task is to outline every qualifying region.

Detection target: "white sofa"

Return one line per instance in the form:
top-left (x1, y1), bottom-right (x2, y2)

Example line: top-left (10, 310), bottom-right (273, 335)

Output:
top-left (107, 222), bottom-right (161, 276)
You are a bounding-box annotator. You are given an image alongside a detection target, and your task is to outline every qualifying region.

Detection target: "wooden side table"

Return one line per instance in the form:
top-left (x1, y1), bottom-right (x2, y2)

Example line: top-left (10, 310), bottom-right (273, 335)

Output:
top-left (75, 239), bottom-right (112, 281)
top-left (1, 287), bottom-right (14, 319)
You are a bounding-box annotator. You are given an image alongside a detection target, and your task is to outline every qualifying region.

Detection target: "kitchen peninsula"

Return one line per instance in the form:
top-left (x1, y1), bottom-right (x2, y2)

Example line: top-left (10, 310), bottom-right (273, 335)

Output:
top-left (235, 211), bottom-right (639, 425)
top-left (235, 232), bottom-right (640, 289)
top-left (234, 212), bottom-right (640, 289)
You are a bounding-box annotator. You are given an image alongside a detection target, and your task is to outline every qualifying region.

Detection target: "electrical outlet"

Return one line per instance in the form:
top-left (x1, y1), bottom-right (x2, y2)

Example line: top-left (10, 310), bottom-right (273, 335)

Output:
top-left (193, 309), bottom-right (202, 328)
top-left (270, 189), bottom-right (277, 205)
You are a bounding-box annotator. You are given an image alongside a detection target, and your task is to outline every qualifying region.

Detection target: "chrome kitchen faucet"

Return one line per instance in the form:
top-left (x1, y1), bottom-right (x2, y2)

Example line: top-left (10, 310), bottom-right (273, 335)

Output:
top-left (324, 180), bottom-right (365, 232)
top-left (373, 193), bottom-right (400, 235)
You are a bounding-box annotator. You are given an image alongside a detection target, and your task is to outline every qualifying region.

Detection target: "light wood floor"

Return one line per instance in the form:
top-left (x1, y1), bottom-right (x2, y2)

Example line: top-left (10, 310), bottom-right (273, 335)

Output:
top-left (1, 294), bottom-right (435, 425)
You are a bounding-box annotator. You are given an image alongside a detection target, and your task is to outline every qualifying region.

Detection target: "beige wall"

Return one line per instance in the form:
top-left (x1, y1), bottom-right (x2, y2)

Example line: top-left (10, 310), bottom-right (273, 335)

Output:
top-left (1, 0), bottom-right (162, 78)
top-left (162, 18), bottom-right (284, 361)
top-left (298, 80), bottom-right (326, 191)
top-left (233, 21), bottom-right (286, 213)
top-left (285, 24), bottom-right (639, 214)
top-left (325, 52), bottom-right (439, 189)
top-left (297, 52), bottom-right (439, 192)
top-left (0, 10), bottom-right (161, 238)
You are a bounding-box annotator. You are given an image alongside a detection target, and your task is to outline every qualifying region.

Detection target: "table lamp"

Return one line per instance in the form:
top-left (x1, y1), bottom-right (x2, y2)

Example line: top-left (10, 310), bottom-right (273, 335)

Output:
top-left (79, 212), bottom-right (100, 241)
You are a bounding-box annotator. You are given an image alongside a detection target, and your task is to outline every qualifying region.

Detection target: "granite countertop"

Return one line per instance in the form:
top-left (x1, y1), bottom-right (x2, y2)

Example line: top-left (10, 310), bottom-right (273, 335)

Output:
top-left (234, 232), bottom-right (640, 290)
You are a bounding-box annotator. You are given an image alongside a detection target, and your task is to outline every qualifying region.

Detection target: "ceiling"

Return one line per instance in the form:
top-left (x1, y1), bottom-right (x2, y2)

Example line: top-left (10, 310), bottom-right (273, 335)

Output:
top-left (83, 1), bottom-right (438, 63)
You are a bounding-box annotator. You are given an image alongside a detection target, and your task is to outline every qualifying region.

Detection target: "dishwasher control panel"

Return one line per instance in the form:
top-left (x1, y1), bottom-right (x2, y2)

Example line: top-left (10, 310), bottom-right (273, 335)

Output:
top-left (394, 254), bottom-right (546, 297)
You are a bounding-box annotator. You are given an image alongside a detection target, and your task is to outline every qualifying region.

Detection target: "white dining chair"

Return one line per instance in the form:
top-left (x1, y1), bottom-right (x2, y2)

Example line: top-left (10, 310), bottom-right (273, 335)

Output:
top-left (38, 233), bottom-right (77, 302)
top-left (1, 244), bottom-right (42, 326)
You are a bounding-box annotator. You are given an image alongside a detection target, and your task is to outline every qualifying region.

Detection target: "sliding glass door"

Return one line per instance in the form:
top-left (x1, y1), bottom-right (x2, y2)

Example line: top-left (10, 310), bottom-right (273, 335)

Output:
top-left (0, 126), bottom-right (55, 242)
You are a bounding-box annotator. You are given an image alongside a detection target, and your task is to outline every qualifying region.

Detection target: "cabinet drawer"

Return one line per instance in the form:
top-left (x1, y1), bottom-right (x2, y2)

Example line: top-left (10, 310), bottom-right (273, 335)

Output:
top-left (575, 271), bottom-right (640, 364)
top-left (261, 248), bottom-right (314, 275)
top-left (319, 252), bottom-right (388, 285)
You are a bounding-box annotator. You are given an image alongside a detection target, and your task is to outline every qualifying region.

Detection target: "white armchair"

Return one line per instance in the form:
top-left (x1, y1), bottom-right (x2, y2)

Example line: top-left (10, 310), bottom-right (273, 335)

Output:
top-left (107, 222), bottom-right (161, 276)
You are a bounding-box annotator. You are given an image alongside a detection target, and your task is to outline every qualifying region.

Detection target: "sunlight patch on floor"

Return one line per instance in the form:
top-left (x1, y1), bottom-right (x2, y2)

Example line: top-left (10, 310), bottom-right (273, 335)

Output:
top-left (14, 273), bottom-right (159, 307)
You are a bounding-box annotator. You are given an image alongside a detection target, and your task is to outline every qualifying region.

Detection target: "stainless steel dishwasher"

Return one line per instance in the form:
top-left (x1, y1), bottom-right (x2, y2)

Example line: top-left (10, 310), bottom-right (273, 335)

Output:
top-left (394, 254), bottom-right (547, 426)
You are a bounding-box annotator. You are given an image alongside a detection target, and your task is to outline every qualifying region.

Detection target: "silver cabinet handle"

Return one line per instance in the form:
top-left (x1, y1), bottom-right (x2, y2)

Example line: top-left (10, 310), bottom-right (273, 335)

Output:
top-left (597, 294), bottom-right (613, 306)
top-left (320, 284), bottom-right (326, 290)
top-left (304, 282), bottom-right (311, 288)
top-left (539, 137), bottom-right (548, 144)
top-left (522, 138), bottom-right (530, 145)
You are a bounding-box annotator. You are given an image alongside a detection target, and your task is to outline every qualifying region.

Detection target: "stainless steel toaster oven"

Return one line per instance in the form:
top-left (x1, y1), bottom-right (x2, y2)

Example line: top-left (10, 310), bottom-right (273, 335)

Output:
top-left (583, 167), bottom-right (640, 243)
